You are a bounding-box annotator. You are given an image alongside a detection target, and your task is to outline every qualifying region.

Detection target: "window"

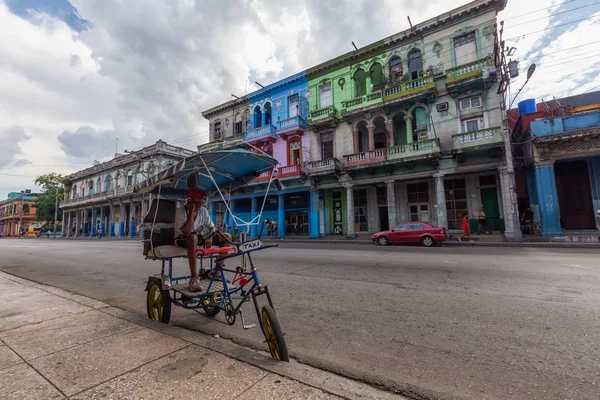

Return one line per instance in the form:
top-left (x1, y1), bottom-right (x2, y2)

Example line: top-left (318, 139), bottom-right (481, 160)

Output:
top-left (459, 96), bottom-right (482, 111)
top-left (127, 171), bottom-right (133, 186)
top-left (105, 176), bottom-right (113, 191)
top-left (288, 95), bottom-right (298, 118)
top-left (389, 57), bottom-right (403, 83)
top-left (320, 132), bottom-right (334, 160)
top-left (22, 204), bottom-right (30, 215)
top-left (407, 182), bottom-right (429, 203)
top-left (254, 105), bottom-right (262, 128)
top-left (234, 113), bottom-right (243, 135)
top-left (354, 189), bottom-right (368, 232)
top-left (115, 173), bottom-right (121, 188)
top-left (369, 63), bottom-right (383, 89)
top-left (289, 140), bottom-right (301, 165)
top-left (454, 32), bottom-right (477, 66)
top-left (461, 117), bottom-right (485, 133)
top-left (394, 224), bottom-right (408, 231)
top-left (214, 122), bottom-right (222, 139)
top-left (353, 69), bottom-right (366, 97)
top-left (319, 83), bottom-right (332, 108)
top-left (409, 223), bottom-right (424, 230)
top-left (376, 186), bottom-right (387, 206)
top-left (264, 102), bottom-right (272, 125)
top-left (408, 50), bottom-right (422, 80)
top-left (96, 178), bottom-right (102, 192)
top-left (445, 178), bottom-right (468, 230)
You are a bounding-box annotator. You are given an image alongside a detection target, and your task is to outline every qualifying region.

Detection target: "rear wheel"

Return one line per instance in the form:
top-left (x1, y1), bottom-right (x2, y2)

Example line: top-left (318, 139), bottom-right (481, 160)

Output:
top-left (261, 305), bottom-right (289, 362)
top-left (203, 296), bottom-right (221, 317)
top-left (377, 236), bottom-right (389, 246)
top-left (421, 236), bottom-right (435, 247)
top-left (147, 278), bottom-right (171, 324)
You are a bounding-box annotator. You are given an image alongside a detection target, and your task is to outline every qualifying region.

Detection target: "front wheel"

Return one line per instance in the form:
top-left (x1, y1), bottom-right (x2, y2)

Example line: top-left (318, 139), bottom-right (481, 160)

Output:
top-left (421, 236), bottom-right (435, 247)
top-left (147, 278), bottom-right (171, 324)
top-left (377, 236), bottom-right (389, 246)
top-left (261, 305), bottom-right (289, 362)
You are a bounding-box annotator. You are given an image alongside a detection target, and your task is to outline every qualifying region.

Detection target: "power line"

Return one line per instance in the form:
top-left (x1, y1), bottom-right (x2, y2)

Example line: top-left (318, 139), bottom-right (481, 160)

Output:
top-left (0, 173), bottom-right (37, 178)
top-left (583, 83), bottom-right (600, 93)
top-left (506, 1), bottom-right (600, 28)
top-left (521, 40), bottom-right (600, 64)
top-left (506, 15), bottom-right (600, 41)
top-left (502, 0), bottom-right (576, 22)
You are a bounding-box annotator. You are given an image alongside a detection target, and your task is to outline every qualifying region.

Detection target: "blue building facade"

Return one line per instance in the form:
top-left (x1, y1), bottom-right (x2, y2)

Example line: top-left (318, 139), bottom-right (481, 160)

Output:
top-left (203, 73), bottom-right (321, 238)
top-left (514, 95), bottom-right (600, 236)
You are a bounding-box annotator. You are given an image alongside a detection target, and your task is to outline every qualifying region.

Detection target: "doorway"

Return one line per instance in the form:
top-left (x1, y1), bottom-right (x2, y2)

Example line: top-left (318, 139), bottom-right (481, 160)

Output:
top-left (555, 160), bottom-right (595, 230)
top-left (409, 204), bottom-right (430, 222)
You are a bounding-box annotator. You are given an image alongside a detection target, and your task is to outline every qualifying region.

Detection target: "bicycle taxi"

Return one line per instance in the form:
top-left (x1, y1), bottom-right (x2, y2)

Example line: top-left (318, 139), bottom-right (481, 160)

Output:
top-left (135, 141), bottom-right (288, 361)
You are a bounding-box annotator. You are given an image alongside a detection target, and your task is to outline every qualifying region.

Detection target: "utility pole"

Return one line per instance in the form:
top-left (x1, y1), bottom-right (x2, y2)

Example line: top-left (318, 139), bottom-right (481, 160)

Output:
top-left (53, 188), bottom-right (59, 239)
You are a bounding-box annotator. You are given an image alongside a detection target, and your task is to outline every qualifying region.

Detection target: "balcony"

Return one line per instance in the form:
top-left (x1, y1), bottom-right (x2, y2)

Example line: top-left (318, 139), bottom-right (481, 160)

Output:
top-left (452, 126), bottom-right (503, 151)
top-left (306, 158), bottom-right (342, 176)
top-left (383, 75), bottom-right (435, 103)
top-left (308, 106), bottom-right (337, 125)
top-left (278, 164), bottom-right (304, 179)
top-left (341, 91), bottom-right (383, 114)
top-left (245, 124), bottom-right (277, 143)
top-left (343, 149), bottom-right (386, 168)
top-left (251, 170), bottom-right (276, 183)
top-left (278, 116), bottom-right (307, 135)
top-left (59, 186), bottom-right (135, 207)
top-left (446, 58), bottom-right (496, 97)
top-left (387, 138), bottom-right (441, 162)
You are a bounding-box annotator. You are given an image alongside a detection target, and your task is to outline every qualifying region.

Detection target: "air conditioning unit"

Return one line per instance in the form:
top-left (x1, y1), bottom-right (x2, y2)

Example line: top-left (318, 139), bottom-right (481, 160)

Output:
top-left (436, 102), bottom-right (449, 112)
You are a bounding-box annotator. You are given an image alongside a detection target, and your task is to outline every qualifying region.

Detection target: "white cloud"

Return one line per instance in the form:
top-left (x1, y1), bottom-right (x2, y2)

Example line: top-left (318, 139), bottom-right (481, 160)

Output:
top-left (1, 0), bottom-right (599, 199)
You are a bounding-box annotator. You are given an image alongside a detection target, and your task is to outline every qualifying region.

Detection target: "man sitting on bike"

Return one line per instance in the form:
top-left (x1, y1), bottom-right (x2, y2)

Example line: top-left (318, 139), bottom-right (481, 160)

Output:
top-left (174, 189), bottom-right (232, 292)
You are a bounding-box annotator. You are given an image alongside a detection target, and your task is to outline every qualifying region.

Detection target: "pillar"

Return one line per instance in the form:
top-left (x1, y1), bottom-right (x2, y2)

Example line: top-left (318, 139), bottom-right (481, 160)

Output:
top-left (345, 185), bottom-right (355, 237)
top-left (129, 203), bottom-right (137, 237)
top-left (91, 207), bottom-right (97, 236)
top-left (534, 162), bottom-right (562, 237)
top-left (385, 121), bottom-right (393, 147)
top-left (309, 190), bottom-right (320, 239)
top-left (386, 180), bottom-right (398, 228)
top-left (404, 115), bottom-right (414, 144)
top-left (434, 174), bottom-right (448, 229)
top-left (119, 203), bottom-right (125, 236)
top-left (100, 206), bottom-right (105, 236)
top-left (352, 129), bottom-right (359, 154)
top-left (109, 204), bottom-right (116, 236)
top-left (277, 194), bottom-right (285, 238)
top-left (75, 209), bottom-right (80, 237)
top-left (67, 211), bottom-right (72, 237)
top-left (367, 124), bottom-right (375, 151)
top-left (61, 211), bottom-right (66, 237)
top-left (250, 197), bottom-right (257, 237)
top-left (83, 208), bottom-right (89, 235)
top-left (261, 108), bottom-right (266, 127)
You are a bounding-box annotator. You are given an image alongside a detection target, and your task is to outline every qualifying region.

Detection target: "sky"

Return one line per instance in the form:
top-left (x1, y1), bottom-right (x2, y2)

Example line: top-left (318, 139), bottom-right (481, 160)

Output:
top-left (0, 0), bottom-right (599, 199)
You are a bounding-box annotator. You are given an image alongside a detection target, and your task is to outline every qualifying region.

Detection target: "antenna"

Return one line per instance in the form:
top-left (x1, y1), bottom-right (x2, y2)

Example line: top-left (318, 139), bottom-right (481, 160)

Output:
top-left (351, 41), bottom-right (358, 51)
top-left (407, 16), bottom-right (413, 28)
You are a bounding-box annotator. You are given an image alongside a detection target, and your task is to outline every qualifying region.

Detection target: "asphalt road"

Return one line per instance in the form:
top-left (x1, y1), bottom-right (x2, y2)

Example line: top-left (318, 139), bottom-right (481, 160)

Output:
top-left (1, 238), bottom-right (599, 400)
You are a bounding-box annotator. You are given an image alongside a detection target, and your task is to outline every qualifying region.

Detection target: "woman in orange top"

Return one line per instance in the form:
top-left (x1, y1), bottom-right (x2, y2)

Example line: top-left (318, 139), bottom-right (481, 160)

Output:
top-left (459, 212), bottom-right (471, 242)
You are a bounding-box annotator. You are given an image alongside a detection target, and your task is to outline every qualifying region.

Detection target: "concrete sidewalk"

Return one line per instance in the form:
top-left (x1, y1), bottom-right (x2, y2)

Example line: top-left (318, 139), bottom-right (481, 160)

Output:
top-left (0, 271), bottom-right (405, 400)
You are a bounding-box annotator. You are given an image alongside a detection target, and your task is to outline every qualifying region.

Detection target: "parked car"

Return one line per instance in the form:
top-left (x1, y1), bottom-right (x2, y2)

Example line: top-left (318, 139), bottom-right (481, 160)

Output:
top-left (372, 221), bottom-right (447, 247)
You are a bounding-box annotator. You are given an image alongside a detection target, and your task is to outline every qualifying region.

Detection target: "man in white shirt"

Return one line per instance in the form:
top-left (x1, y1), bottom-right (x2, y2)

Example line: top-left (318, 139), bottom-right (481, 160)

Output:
top-left (174, 189), bottom-right (231, 292)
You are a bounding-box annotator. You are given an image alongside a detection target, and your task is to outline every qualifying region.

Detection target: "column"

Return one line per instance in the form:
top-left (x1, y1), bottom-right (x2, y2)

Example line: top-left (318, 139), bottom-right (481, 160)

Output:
top-left (67, 212), bottom-right (72, 237)
top-left (100, 206), bottom-right (105, 236)
top-left (352, 129), bottom-right (359, 154)
top-left (141, 195), bottom-right (148, 220)
top-left (386, 180), bottom-right (398, 228)
top-left (61, 211), bottom-right (66, 237)
top-left (261, 108), bottom-right (266, 127)
top-left (83, 208), bottom-right (89, 235)
top-left (90, 207), bottom-right (97, 236)
top-left (533, 162), bottom-right (562, 237)
top-left (250, 197), bottom-right (257, 237)
top-left (75, 209), bottom-right (80, 237)
top-left (309, 190), bottom-right (320, 239)
top-left (109, 204), bottom-right (116, 236)
top-left (367, 124), bottom-right (375, 151)
top-left (385, 121), bottom-right (393, 147)
top-left (119, 203), bottom-right (125, 236)
top-left (129, 203), bottom-right (137, 237)
top-left (277, 194), bottom-right (285, 238)
top-left (404, 115), bottom-right (414, 144)
top-left (345, 185), bottom-right (355, 237)
top-left (434, 174), bottom-right (448, 229)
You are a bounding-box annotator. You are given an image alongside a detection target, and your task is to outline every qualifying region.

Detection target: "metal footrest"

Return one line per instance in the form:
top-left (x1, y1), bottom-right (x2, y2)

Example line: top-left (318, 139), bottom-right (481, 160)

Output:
top-left (240, 309), bottom-right (256, 330)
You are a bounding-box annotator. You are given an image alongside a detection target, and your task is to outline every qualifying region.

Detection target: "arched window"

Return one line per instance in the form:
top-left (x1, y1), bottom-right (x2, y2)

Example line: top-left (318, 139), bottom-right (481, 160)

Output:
top-left (72, 185), bottom-right (77, 198)
top-left (389, 56), bottom-right (403, 83)
top-left (244, 109), bottom-right (251, 132)
top-left (81, 185), bottom-right (85, 197)
top-left (115, 172), bottom-right (122, 188)
top-left (105, 175), bottom-right (113, 191)
top-left (264, 102), bottom-right (272, 125)
top-left (254, 105), bottom-right (262, 128)
top-left (408, 50), bottom-right (422, 80)
top-left (234, 113), bottom-right (243, 135)
top-left (369, 63), bottom-right (383, 90)
top-left (126, 170), bottom-right (133, 186)
top-left (22, 204), bottom-right (30, 215)
top-left (135, 166), bottom-right (143, 184)
top-left (147, 163), bottom-right (155, 175)
top-left (355, 121), bottom-right (369, 153)
top-left (353, 69), bottom-right (366, 97)
top-left (96, 177), bottom-right (102, 192)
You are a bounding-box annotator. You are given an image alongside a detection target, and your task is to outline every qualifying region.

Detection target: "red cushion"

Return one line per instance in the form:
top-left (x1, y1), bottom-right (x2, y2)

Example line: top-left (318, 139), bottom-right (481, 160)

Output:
top-left (195, 247), bottom-right (236, 257)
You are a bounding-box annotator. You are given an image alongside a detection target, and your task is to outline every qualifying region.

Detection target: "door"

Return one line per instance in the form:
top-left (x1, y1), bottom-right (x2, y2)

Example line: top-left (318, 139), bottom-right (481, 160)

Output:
top-left (408, 223), bottom-right (425, 242)
top-left (555, 161), bottom-right (595, 230)
top-left (379, 206), bottom-right (389, 231)
top-left (389, 223), bottom-right (409, 243)
top-left (480, 188), bottom-right (500, 219)
top-left (409, 204), bottom-right (430, 222)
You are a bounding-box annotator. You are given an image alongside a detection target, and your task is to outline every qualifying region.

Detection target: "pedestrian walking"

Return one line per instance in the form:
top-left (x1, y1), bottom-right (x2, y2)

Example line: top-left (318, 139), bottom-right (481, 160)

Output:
top-left (97, 226), bottom-right (103, 239)
top-left (477, 207), bottom-right (489, 234)
top-left (265, 219), bottom-right (272, 239)
top-left (271, 218), bottom-right (278, 239)
top-left (521, 207), bottom-right (534, 235)
top-left (458, 213), bottom-right (472, 242)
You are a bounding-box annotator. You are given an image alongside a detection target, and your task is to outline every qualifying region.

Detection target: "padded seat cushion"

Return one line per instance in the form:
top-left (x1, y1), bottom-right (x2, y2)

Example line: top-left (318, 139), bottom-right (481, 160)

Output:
top-left (146, 245), bottom-right (187, 258)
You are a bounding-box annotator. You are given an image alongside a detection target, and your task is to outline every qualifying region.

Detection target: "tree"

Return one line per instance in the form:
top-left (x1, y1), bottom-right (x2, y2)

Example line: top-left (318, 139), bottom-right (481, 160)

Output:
top-left (34, 173), bottom-right (68, 223)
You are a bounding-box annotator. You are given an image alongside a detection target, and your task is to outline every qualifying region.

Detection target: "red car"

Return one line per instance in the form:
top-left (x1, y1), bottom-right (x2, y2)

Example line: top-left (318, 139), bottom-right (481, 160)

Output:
top-left (372, 222), bottom-right (447, 247)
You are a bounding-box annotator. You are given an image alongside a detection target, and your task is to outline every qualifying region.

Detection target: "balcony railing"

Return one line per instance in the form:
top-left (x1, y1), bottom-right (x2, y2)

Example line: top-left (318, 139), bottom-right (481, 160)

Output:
top-left (278, 116), bottom-right (307, 131)
top-left (341, 91), bottom-right (383, 112)
top-left (60, 186), bottom-right (135, 206)
top-left (308, 106), bottom-right (336, 121)
top-left (246, 124), bottom-right (277, 141)
top-left (387, 138), bottom-right (440, 161)
top-left (452, 126), bottom-right (502, 150)
top-left (446, 57), bottom-right (494, 84)
top-left (278, 164), bottom-right (303, 178)
top-left (343, 149), bottom-right (386, 168)
top-left (251, 169), bottom-right (277, 183)
top-left (383, 75), bottom-right (435, 102)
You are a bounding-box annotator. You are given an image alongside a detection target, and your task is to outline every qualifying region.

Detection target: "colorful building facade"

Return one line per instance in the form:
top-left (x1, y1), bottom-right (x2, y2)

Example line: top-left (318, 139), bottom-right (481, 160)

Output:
top-left (0, 191), bottom-right (40, 237)
top-left (59, 140), bottom-right (195, 238)
top-left (203, 0), bottom-right (514, 238)
top-left (511, 92), bottom-right (600, 236)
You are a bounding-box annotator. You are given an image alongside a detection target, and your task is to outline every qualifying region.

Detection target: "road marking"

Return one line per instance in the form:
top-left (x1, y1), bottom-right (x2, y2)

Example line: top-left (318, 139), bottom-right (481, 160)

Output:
top-left (443, 261), bottom-right (459, 265)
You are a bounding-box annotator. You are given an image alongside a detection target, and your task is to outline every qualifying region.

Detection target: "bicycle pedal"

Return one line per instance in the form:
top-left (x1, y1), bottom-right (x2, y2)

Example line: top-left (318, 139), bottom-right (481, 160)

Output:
top-left (243, 323), bottom-right (256, 330)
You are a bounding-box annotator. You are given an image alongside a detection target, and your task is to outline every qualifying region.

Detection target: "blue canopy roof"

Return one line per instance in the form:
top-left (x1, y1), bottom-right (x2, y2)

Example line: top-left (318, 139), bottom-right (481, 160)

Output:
top-left (134, 147), bottom-right (278, 195)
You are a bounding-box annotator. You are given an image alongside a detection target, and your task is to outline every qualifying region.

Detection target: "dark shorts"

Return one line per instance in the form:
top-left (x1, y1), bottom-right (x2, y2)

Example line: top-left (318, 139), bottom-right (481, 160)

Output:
top-left (175, 233), bottom-right (225, 248)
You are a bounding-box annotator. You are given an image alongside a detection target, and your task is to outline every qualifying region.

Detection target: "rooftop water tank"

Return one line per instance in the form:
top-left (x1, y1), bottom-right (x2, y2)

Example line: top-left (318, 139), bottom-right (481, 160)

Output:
top-left (518, 99), bottom-right (536, 115)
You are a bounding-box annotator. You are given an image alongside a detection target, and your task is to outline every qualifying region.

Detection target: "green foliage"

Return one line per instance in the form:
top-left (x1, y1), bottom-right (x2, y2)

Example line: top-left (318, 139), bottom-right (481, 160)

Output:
top-left (34, 173), bottom-right (67, 222)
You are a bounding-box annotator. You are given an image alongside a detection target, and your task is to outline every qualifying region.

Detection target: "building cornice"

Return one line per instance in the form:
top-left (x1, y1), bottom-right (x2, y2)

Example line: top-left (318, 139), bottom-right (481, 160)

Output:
top-left (247, 72), bottom-right (307, 101)
top-left (201, 97), bottom-right (249, 119)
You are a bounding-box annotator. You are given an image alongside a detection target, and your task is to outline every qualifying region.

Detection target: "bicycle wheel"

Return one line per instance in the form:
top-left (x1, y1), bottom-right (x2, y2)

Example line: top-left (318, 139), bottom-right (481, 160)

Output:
top-left (261, 305), bottom-right (289, 362)
top-left (146, 278), bottom-right (171, 324)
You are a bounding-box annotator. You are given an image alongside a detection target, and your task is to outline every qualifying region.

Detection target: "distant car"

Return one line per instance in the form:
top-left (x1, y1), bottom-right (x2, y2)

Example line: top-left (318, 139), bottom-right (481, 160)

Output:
top-left (372, 222), bottom-right (447, 247)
